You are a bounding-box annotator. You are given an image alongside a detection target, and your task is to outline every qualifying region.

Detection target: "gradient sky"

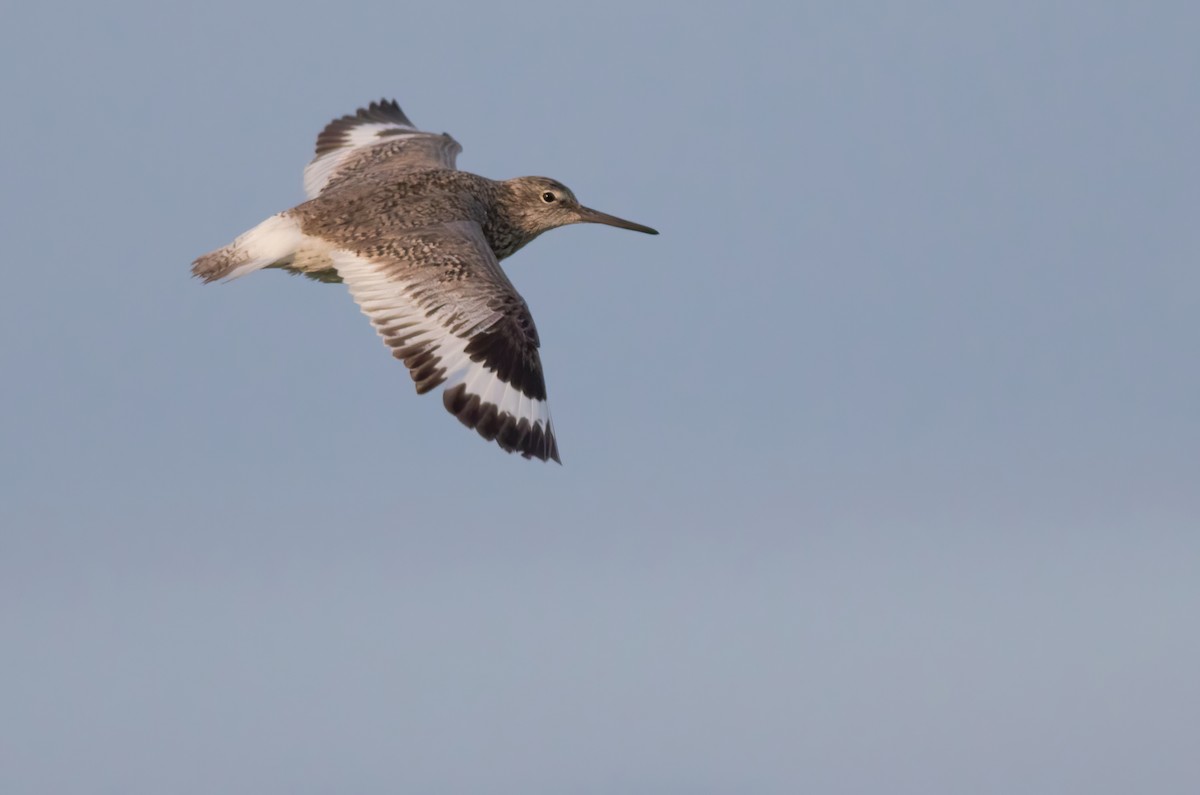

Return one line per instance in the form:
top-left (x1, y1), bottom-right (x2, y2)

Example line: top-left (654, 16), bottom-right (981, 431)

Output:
top-left (2, 2), bottom-right (1198, 793)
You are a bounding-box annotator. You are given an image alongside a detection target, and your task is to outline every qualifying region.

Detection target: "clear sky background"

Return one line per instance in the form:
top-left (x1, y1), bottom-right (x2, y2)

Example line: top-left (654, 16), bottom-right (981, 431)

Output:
top-left (2, 2), bottom-right (1198, 793)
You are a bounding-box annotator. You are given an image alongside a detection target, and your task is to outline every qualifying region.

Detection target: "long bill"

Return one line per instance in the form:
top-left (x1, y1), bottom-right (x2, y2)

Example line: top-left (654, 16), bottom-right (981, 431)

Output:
top-left (577, 206), bottom-right (659, 235)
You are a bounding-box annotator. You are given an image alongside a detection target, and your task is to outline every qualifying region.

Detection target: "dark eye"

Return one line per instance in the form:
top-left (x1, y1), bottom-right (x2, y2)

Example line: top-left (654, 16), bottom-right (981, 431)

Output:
top-left (541, 192), bottom-right (556, 203)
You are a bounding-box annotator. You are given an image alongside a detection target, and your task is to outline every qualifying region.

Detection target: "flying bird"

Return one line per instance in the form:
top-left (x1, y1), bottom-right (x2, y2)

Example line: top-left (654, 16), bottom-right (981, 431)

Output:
top-left (192, 100), bottom-right (657, 463)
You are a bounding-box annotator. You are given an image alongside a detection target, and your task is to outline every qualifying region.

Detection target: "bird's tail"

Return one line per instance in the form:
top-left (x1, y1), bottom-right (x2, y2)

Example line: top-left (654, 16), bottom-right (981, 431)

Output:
top-left (191, 212), bottom-right (303, 283)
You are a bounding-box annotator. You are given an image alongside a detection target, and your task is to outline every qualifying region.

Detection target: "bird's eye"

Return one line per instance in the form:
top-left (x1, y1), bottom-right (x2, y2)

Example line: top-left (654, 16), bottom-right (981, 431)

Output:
top-left (541, 192), bottom-right (556, 203)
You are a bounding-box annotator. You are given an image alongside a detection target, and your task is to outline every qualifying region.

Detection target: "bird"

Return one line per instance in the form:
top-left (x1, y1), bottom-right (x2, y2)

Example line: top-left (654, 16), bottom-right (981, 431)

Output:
top-left (192, 99), bottom-right (657, 463)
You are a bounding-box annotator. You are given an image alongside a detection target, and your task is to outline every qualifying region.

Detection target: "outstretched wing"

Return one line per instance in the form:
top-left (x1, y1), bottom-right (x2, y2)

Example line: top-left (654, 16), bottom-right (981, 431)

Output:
top-left (330, 221), bottom-right (559, 463)
top-left (303, 99), bottom-right (462, 198)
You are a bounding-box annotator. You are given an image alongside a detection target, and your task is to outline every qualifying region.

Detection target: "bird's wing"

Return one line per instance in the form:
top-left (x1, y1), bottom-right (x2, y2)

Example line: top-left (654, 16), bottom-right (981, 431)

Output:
top-left (330, 220), bottom-right (559, 463)
top-left (303, 99), bottom-right (462, 198)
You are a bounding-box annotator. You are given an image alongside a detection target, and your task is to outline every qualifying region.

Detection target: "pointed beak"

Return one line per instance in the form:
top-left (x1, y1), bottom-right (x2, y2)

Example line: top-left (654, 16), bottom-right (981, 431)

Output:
top-left (576, 206), bottom-right (659, 235)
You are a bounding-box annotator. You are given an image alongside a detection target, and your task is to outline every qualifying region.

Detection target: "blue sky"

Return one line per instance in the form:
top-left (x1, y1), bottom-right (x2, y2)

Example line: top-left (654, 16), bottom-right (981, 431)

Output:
top-left (2, 2), bottom-right (1198, 793)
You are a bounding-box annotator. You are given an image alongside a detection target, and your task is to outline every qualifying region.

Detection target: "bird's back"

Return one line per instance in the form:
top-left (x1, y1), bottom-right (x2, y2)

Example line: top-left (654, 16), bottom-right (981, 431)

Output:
top-left (295, 169), bottom-right (496, 248)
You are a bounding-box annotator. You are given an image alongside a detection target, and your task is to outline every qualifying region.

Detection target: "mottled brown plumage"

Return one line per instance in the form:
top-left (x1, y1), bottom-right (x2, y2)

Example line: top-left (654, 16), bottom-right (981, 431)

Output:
top-left (191, 99), bottom-right (657, 463)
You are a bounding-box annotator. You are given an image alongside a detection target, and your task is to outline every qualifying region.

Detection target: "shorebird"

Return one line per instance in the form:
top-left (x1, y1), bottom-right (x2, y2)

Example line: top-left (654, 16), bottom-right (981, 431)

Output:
top-left (192, 99), bottom-right (657, 463)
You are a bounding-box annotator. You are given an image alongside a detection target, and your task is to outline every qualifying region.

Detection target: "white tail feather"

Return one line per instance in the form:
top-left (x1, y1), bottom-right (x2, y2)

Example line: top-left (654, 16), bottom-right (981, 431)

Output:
top-left (191, 213), bottom-right (303, 283)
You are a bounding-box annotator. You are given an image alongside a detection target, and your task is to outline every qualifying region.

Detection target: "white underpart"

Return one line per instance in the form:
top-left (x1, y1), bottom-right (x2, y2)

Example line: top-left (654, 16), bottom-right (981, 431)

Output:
top-left (303, 124), bottom-right (419, 198)
top-left (331, 250), bottom-right (552, 433)
top-left (223, 213), bottom-right (306, 281)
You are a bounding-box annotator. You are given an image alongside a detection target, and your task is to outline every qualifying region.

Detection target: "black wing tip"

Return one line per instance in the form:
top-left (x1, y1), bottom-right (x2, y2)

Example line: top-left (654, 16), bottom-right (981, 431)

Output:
top-left (314, 98), bottom-right (416, 156)
top-left (361, 98), bottom-right (413, 126)
top-left (442, 383), bottom-right (560, 463)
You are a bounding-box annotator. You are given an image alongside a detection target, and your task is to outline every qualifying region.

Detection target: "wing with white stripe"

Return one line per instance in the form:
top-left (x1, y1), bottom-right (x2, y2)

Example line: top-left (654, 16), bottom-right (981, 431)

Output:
top-left (331, 222), bottom-right (559, 463)
top-left (303, 99), bottom-right (462, 198)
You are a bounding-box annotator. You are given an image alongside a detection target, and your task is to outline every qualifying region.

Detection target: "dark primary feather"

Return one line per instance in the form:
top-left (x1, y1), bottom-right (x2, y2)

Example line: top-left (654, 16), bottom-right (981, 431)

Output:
top-left (314, 99), bottom-right (416, 155)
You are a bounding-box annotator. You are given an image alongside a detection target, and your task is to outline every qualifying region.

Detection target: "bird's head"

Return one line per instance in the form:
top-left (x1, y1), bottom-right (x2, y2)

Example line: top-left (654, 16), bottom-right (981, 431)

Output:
top-left (504, 176), bottom-right (658, 238)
